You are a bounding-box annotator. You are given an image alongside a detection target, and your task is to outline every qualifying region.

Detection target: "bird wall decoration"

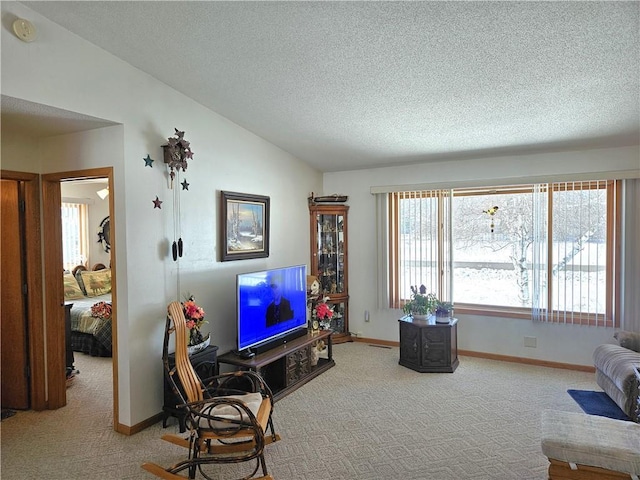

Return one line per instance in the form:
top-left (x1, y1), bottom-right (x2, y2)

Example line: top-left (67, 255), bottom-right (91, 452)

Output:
top-left (482, 206), bottom-right (499, 233)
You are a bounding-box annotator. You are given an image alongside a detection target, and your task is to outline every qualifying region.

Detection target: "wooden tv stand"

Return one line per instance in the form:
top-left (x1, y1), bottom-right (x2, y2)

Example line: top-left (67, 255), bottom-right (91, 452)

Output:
top-left (217, 330), bottom-right (334, 402)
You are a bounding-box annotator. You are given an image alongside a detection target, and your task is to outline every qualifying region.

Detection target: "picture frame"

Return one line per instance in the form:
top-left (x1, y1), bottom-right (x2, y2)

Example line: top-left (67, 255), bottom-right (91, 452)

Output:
top-left (221, 191), bottom-right (270, 261)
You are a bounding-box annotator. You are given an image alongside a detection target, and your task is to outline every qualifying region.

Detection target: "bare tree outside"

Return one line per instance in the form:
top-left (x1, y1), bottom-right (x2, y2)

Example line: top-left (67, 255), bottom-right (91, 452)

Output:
top-left (451, 186), bottom-right (607, 311)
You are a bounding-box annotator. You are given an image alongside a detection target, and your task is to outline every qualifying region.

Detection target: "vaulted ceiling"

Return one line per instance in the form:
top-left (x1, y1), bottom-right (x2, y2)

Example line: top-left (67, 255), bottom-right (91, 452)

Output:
top-left (6, 1), bottom-right (640, 172)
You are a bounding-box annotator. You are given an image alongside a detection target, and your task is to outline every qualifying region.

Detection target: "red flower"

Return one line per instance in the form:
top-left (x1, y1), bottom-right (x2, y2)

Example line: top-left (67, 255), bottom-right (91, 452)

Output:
top-left (315, 302), bottom-right (334, 320)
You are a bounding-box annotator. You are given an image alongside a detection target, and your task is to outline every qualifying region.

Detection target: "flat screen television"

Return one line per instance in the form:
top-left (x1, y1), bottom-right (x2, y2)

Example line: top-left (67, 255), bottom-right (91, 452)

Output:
top-left (236, 264), bottom-right (308, 354)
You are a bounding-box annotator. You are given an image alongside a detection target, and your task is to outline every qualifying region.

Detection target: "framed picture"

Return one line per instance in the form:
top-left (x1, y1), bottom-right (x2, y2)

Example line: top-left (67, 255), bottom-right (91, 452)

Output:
top-left (221, 191), bottom-right (270, 261)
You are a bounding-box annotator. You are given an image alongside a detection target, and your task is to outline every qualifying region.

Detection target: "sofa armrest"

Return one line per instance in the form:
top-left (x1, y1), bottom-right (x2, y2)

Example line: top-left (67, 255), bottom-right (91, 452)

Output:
top-left (614, 331), bottom-right (640, 353)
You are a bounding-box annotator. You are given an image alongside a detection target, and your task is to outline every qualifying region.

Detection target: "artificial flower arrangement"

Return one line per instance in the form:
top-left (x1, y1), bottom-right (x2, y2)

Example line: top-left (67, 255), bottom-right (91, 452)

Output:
top-left (90, 301), bottom-right (112, 319)
top-left (182, 295), bottom-right (207, 345)
top-left (312, 296), bottom-right (335, 330)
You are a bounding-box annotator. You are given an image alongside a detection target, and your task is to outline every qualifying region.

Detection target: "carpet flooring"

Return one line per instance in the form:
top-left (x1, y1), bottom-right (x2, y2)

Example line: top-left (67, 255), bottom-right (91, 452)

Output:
top-left (1, 343), bottom-right (599, 480)
top-left (567, 389), bottom-right (631, 421)
top-left (1, 409), bottom-right (16, 420)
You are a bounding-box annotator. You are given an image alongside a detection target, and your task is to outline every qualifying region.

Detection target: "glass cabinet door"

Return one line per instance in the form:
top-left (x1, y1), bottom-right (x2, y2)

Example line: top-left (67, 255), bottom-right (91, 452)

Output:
top-left (315, 213), bottom-right (345, 295)
top-left (310, 203), bottom-right (350, 342)
top-left (327, 300), bottom-right (347, 335)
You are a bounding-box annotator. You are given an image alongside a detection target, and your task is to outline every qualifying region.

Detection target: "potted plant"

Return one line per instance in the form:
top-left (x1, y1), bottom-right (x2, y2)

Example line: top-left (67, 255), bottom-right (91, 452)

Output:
top-left (402, 284), bottom-right (438, 320)
top-left (435, 300), bottom-right (454, 323)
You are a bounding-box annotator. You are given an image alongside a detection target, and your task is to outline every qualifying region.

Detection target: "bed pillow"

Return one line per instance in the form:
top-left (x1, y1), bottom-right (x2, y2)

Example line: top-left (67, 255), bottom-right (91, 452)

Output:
top-left (63, 273), bottom-right (85, 300)
top-left (614, 331), bottom-right (640, 353)
top-left (80, 269), bottom-right (112, 297)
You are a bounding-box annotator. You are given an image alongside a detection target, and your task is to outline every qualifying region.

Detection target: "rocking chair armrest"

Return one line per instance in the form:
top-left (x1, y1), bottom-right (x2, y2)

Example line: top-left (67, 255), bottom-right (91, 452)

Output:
top-left (202, 370), bottom-right (275, 400)
top-left (178, 395), bottom-right (256, 411)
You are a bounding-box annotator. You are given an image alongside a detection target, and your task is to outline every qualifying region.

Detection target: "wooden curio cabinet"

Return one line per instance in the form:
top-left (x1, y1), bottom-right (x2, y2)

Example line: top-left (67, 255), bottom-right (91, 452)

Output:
top-left (309, 202), bottom-right (351, 343)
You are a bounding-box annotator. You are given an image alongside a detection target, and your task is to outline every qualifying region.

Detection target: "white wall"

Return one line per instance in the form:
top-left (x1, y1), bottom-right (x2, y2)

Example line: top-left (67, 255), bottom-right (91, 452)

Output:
top-left (325, 146), bottom-right (640, 367)
top-left (0, 129), bottom-right (42, 172)
top-left (1, 3), bottom-right (322, 427)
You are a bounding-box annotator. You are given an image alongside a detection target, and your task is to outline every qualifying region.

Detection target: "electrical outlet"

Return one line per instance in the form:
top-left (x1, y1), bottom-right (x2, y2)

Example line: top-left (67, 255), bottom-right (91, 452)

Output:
top-left (364, 310), bottom-right (370, 322)
top-left (524, 336), bottom-right (537, 348)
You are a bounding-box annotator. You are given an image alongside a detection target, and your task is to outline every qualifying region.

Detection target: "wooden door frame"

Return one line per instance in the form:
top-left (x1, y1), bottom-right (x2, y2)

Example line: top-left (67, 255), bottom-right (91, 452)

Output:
top-left (0, 170), bottom-right (46, 410)
top-left (41, 168), bottom-right (118, 429)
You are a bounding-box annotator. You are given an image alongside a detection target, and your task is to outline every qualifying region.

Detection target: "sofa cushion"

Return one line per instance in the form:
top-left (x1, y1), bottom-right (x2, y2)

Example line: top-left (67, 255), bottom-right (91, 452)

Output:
top-left (615, 331), bottom-right (640, 353)
top-left (541, 409), bottom-right (640, 475)
top-left (594, 344), bottom-right (640, 394)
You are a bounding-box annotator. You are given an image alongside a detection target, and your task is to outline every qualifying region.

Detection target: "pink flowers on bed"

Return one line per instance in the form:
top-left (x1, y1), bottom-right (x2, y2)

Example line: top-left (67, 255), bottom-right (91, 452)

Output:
top-left (91, 301), bottom-right (112, 319)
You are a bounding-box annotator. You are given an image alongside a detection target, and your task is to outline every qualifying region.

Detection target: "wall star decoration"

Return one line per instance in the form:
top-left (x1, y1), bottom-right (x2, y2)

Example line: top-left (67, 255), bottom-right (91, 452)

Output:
top-left (153, 196), bottom-right (163, 209)
top-left (144, 154), bottom-right (154, 167)
top-left (181, 179), bottom-right (189, 191)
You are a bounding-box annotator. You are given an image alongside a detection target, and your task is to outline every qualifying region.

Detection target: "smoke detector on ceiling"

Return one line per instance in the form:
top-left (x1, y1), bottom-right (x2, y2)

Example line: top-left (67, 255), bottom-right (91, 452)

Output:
top-left (12, 18), bottom-right (37, 43)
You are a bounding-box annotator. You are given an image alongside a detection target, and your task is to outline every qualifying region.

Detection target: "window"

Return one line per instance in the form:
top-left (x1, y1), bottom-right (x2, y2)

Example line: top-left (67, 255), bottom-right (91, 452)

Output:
top-left (388, 180), bottom-right (620, 327)
top-left (61, 202), bottom-right (89, 272)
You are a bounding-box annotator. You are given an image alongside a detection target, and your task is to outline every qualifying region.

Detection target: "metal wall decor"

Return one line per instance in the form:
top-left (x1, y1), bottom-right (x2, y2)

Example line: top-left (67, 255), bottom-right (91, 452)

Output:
top-left (97, 216), bottom-right (111, 252)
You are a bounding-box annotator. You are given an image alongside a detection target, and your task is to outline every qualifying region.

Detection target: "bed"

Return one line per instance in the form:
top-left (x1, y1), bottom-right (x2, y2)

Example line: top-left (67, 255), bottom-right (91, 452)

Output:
top-left (63, 264), bottom-right (113, 357)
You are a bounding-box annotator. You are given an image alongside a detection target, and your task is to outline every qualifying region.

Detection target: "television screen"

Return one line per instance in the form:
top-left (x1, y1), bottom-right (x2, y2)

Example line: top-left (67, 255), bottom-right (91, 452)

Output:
top-left (237, 264), bottom-right (307, 352)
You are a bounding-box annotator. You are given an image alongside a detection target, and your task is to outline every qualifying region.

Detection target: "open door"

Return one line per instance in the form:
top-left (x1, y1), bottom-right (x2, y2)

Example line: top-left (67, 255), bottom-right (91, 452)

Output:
top-left (1, 179), bottom-right (30, 409)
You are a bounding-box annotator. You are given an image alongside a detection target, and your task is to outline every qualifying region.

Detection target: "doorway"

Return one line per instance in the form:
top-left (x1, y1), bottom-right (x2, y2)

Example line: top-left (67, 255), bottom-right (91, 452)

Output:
top-left (42, 168), bottom-right (119, 429)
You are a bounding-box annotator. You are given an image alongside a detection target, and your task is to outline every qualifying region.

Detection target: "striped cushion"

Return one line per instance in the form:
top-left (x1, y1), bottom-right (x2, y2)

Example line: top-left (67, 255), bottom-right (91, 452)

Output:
top-left (541, 410), bottom-right (640, 475)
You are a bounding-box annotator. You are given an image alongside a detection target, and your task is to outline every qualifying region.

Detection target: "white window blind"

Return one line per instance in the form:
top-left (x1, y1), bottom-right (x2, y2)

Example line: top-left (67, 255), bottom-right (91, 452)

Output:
top-left (61, 202), bottom-right (89, 272)
top-left (532, 180), bottom-right (614, 326)
top-left (389, 190), bottom-right (452, 307)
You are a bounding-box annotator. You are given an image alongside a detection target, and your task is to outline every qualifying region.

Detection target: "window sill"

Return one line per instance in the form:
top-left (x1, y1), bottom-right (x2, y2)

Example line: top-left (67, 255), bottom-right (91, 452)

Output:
top-left (455, 305), bottom-right (531, 320)
top-left (454, 305), bottom-right (616, 327)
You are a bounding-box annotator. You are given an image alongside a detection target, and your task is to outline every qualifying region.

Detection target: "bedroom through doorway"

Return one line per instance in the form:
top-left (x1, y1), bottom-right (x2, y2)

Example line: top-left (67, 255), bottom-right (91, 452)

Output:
top-left (61, 177), bottom-right (113, 395)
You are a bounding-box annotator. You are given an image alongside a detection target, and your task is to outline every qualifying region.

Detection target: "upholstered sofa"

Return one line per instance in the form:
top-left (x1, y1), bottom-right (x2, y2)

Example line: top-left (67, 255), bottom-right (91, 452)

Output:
top-left (593, 331), bottom-right (640, 422)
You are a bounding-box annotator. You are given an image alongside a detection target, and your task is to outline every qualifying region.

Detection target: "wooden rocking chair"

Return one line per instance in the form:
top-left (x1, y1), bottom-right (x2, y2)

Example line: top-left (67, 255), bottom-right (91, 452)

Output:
top-left (142, 301), bottom-right (281, 480)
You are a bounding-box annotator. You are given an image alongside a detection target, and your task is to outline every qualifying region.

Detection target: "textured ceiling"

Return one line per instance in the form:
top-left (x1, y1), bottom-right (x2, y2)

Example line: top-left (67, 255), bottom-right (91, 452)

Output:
top-left (9, 1), bottom-right (640, 172)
